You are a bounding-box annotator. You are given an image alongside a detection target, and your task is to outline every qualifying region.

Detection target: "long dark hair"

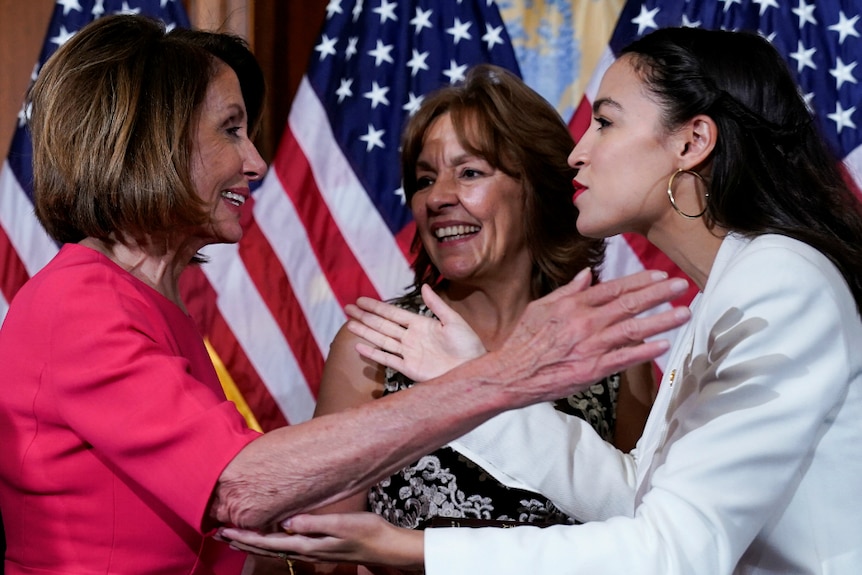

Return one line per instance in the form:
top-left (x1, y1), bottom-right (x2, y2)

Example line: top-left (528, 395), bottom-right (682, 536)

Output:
top-left (623, 27), bottom-right (862, 314)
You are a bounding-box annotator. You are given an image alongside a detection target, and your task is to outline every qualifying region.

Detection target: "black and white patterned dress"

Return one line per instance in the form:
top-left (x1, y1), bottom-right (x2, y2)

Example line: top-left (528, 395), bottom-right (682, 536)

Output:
top-left (367, 294), bottom-right (621, 528)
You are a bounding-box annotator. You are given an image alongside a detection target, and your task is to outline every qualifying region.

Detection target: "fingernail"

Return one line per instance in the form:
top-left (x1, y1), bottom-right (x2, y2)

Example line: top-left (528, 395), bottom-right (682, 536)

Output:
top-left (669, 278), bottom-right (689, 292)
top-left (650, 271), bottom-right (669, 280)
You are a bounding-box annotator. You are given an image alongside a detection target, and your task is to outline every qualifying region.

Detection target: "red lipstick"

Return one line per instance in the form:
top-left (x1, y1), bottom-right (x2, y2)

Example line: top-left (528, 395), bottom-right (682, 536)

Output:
top-left (572, 179), bottom-right (588, 202)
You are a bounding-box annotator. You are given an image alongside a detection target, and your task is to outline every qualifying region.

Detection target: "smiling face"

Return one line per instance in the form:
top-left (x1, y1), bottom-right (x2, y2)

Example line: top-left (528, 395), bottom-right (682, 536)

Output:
top-left (569, 55), bottom-right (681, 239)
top-left (410, 113), bottom-right (532, 287)
top-left (189, 61), bottom-right (266, 246)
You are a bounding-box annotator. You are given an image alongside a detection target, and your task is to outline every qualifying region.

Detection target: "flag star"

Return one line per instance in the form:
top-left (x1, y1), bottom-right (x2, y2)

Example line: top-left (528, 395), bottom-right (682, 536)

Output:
top-left (17, 101), bottom-right (32, 128)
top-left (828, 11), bottom-right (860, 44)
top-left (373, 0), bottom-right (398, 25)
top-left (482, 24), bottom-right (505, 50)
top-left (827, 101), bottom-right (856, 133)
top-left (352, 0), bottom-right (363, 22)
top-left (57, 0), bottom-right (82, 16)
top-left (360, 124), bottom-right (386, 151)
top-left (446, 18), bottom-right (472, 45)
top-left (117, 2), bottom-right (141, 15)
top-left (751, 0), bottom-right (779, 16)
top-left (161, 0), bottom-right (169, 7)
top-left (50, 25), bottom-right (77, 48)
top-left (443, 59), bottom-right (468, 84)
top-left (792, 0), bottom-right (817, 29)
top-left (789, 40), bottom-right (817, 73)
top-left (92, 0), bottom-right (105, 17)
top-left (631, 5), bottom-right (659, 36)
top-left (406, 49), bottom-right (430, 76)
top-left (403, 92), bottom-right (424, 115)
top-left (335, 78), bottom-right (354, 103)
top-left (830, 58), bottom-right (857, 90)
top-left (368, 39), bottom-right (395, 66)
top-left (315, 34), bottom-right (338, 61)
top-left (394, 186), bottom-right (407, 205)
top-left (363, 81), bottom-right (390, 108)
top-left (681, 14), bottom-right (701, 28)
top-left (801, 91), bottom-right (815, 113)
top-left (325, 0), bottom-right (343, 19)
top-left (345, 37), bottom-right (358, 60)
top-left (411, 6), bottom-right (433, 34)
top-left (719, 0), bottom-right (741, 12)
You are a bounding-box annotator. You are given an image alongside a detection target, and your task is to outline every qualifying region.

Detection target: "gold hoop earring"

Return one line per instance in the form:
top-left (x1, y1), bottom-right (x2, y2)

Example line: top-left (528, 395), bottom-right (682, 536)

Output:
top-left (667, 168), bottom-right (709, 219)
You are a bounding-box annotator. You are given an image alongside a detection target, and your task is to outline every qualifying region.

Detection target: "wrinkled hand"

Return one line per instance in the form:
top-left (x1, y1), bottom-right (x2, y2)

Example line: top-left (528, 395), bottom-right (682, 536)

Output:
top-left (344, 284), bottom-right (485, 382)
top-left (484, 268), bottom-right (690, 405)
top-left (219, 513), bottom-right (424, 572)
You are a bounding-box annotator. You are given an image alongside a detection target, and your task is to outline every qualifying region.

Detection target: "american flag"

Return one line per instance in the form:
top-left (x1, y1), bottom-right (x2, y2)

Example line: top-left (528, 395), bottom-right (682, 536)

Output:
top-left (186, 0), bottom-right (524, 430)
top-left (2, 0), bottom-right (859, 433)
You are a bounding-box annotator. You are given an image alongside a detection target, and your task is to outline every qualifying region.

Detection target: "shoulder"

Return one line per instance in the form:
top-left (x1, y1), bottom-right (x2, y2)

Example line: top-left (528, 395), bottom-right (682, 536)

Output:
top-left (16, 245), bottom-right (171, 338)
top-left (698, 233), bottom-right (860, 367)
top-left (709, 234), bottom-right (852, 312)
top-left (315, 322), bottom-right (386, 416)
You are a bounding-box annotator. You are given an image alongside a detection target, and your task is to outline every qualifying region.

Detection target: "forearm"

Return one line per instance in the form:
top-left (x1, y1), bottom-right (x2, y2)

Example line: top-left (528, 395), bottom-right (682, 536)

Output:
top-left (211, 352), bottom-right (512, 528)
top-left (212, 272), bottom-right (689, 528)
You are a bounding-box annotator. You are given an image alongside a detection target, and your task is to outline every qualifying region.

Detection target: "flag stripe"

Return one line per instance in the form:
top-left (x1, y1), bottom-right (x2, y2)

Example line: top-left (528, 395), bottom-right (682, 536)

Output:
top-left (0, 224), bottom-right (28, 306)
top-left (0, 161), bottom-right (57, 277)
top-left (237, 210), bottom-right (325, 396)
top-left (253, 154), bottom-right (347, 357)
top-left (282, 78), bottom-right (414, 302)
top-left (201, 240), bottom-right (317, 424)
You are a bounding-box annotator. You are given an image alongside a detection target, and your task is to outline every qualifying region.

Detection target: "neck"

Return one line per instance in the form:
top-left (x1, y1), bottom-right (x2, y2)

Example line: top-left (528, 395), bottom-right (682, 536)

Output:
top-left (79, 236), bottom-right (194, 309)
top-left (440, 279), bottom-right (533, 352)
top-left (646, 218), bottom-right (727, 291)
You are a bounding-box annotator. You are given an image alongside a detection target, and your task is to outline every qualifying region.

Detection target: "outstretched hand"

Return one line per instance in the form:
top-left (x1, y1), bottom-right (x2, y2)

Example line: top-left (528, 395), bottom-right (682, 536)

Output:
top-left (487, 268), bottom-right (690, 404)
top-left (344, 284), bottom-right (485, 382)
top-left (343, 268), bottom-right (690, 407)
top-left (219, 513), bottom-right (424, 572)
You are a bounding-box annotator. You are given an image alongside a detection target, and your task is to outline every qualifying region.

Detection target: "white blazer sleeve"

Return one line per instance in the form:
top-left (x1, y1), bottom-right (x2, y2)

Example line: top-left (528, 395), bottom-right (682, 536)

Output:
top-left (449, 401), bottom-right (638, 521)
top-left (426, 236), bottom-right (862, 575)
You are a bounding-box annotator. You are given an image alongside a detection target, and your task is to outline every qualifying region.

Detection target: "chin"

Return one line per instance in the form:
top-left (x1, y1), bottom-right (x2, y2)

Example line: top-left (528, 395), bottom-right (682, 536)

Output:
top-left (575, 220), bottom-right (608, 240)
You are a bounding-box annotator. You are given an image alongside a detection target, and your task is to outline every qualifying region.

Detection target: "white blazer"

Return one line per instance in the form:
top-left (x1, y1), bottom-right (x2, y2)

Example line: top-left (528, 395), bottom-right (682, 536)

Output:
top-left (427, 233), bottom-right (862, 574)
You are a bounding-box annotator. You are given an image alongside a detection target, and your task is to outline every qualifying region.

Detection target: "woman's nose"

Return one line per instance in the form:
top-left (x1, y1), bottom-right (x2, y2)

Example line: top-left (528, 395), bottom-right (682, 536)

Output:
top-left (568, 141), bottom-right (588, 169)
top-left (243, 142), bottom-right (268, 182)
top-left (426, 177), bottom-right (458, 211)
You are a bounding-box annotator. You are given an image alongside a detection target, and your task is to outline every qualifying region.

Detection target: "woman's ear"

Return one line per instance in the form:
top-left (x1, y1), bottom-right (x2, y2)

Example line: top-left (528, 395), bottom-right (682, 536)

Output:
top-left (677, 114), bottom-right (717, 168)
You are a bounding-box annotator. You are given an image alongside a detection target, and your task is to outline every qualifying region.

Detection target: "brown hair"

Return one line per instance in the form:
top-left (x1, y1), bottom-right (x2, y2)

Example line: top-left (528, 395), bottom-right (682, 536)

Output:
top-left (28, 14), bottom-right (264, 246)
top-left (400, 64), bottom-right (604, 298)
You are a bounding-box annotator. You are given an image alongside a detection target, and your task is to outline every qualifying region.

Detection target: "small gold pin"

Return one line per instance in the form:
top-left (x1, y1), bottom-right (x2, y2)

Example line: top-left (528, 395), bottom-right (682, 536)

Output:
top-left (668, 369), bottom-right (676, 387)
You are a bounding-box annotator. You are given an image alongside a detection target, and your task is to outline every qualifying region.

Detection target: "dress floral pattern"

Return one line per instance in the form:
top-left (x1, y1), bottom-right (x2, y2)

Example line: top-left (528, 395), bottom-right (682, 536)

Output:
top-left (367, 294), bottom-right (622, 528)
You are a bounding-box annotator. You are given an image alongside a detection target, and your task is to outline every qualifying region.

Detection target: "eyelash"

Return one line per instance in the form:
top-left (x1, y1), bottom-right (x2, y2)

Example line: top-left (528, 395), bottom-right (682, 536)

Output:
top-left (594, 117), bottom-right (611, 130)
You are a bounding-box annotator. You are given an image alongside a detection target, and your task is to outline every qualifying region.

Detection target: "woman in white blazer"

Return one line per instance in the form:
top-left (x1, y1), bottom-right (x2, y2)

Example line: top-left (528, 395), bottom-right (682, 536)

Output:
top-left (221, 27), bottom-right (862, 575)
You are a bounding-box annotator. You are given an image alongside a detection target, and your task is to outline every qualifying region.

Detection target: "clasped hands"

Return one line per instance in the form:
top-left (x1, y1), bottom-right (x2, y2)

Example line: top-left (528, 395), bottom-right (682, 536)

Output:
top-left (217, 268), bottom-right (690, 565)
